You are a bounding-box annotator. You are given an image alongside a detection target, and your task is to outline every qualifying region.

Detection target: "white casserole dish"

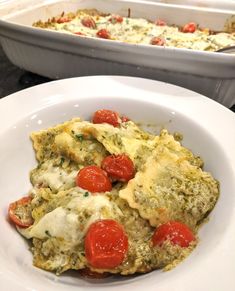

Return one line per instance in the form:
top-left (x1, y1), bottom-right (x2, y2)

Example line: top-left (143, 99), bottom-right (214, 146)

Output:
top-left (0, 0), bottom-right (235, 107)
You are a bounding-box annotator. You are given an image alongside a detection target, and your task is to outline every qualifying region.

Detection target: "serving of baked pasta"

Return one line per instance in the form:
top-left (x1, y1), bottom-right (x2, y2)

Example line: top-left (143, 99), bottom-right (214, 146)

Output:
top-left (33, 9), bottom-right (235, 52)
top-left (8, 109), bottom-right (219, 277)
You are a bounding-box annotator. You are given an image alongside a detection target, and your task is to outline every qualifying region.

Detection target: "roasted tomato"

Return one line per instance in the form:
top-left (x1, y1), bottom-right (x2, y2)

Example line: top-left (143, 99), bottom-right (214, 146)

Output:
top-left (8, 196), bottom-right (33, 228)
top-left (74, 32), bottom-right (86, 36)
top-left (57, 17), bottom-right (71, 24)
top-left (152, 221), bottom-right (196, 248)
top-left (155, 19), bottom-right (166, 26)
top-left (150, 36), bottom-right (165, 46)
top-left (96, 29), bottom-right (110, 39)
top-left (81, 16), bottom-right (96, 29)
top-left (85, 219), bottom-right (128, 269)
top-left (109, 14), bottom-right (123, 24)
top-left (182, 22), bottom-right (197, 33)
top-left (101, 154), bottom-right (135, 182)
top-left (76, 165), bottom-right (112, 193)
top-left (92, 109), bottom-right (120, 127)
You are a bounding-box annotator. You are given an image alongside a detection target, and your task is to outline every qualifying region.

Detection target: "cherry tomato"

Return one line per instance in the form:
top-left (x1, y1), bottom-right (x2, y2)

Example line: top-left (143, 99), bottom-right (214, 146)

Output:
top-left (81, 16), bottom-right (96, 29)
top-left (150, 37), bottom-right (165, 46)
top-left (74, 32), bottom-right (86, 36)
top-left (57, 17), bottom-right (70, 24)
top-left (109, 15), bottom-right (123, 24)
top-left (96, 29), bottom-right (110, 39)
top-left (101, 154), bottom-right (135, 182)
top-left (182, 22), bottom-right (197, 33)
top-left (152, 221), bottom-right (196, 248)
top-left (155, 19), bottom-right (166, 26)
top-left (76, 165), bottom-right (112, 193)
top-left (8, 196), bottom-right (33, 228)
top-left (92, 109), bottom-right (120, 127)
top-left (85, 219), bottom-right (128, 269)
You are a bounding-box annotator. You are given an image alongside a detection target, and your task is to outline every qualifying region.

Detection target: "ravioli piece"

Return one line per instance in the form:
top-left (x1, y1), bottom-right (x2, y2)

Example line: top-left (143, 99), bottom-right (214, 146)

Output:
top-left (31, 118), bottom-right (108, 166)
top-left (30, 157), bottom-right (78, 193)
top-left (19, 187), bottom-right (123, 273)
top-left (31, 118), bottom-right (81, 161)
top-left (54, 131), bottom-right (107, 166)
top-left (69, 120), bottom-right (158, 169)
top-left (18, 185), bottom-right (196, 275)
top-left (119, 143), bottom-right (219, 229)
top-left (158, 129), bottom-right (203, 168)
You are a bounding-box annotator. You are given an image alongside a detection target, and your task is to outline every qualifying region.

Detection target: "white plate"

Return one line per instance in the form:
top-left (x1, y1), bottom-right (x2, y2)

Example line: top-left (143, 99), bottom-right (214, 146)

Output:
top-left (0, 75), bottom-right (235, 291)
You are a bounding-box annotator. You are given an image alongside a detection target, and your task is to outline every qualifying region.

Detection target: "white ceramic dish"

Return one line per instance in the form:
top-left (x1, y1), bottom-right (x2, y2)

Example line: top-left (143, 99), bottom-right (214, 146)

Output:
top-left (0, 75), bottom-right (235, 291)
top-left (0, 0), bottom-right (235, 108)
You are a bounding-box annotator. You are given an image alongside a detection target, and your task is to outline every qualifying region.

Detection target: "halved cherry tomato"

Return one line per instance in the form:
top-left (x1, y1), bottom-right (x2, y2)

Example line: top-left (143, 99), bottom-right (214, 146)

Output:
top-left (74, 32), bottom-right (86, 36)
top-left (101, 154), bottom-right (135, 182)
top-left (150, 37), bottom-right (165, 46)
top-left (81, 16), bottom-right (96, 29)
top-left (57, 17), bottom-right (71, 24)
top-left (152, 221), bottom-right (195, 248)
top-left (92, 109), bottom-right (120, 127)
top-left (182, 22), bottom-right (197, 33)
top-left (96, 29), bottom-right (110, 39)
top-left (155, 19), bottom-right (166, 26)
top-left (8, 196), bottom-right (33, 228)
top-left (85, 219), bottom-right (128, 269)
top-left (76, 165), bottom-right (112, 193)
top-left (109, 15), bottom-right (123, 24)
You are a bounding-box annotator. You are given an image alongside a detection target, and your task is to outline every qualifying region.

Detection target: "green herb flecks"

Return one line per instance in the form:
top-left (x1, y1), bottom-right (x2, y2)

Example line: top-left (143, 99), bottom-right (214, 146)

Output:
top-left (45, 230), bottom-right (51, 237)
top-left (75, 134), bottom-right (84, 142)
top-left (60, 157), bottom-right (65, 166)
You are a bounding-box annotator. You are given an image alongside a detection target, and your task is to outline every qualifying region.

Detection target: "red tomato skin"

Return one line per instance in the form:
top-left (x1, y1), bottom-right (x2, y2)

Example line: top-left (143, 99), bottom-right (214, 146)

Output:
top-left (152, 221), bottom-right (196, 248)
top-left (57, 17), bottom-right (70, 24)
top-left (85, 219), bottom-right (128, 269)
top-left (150, 37), bottom-right (165, 46)
top-left (109, 15), bottom-right (123, 23)
top-left (92, 109), bottom-right (120, 127)
top-left (182, 22), bottom-right (197, 33)
top-left (101, 154), bottom-right (135, 182)
top-left (155, 19), bottom-right (166, 26)
top-left (76, 165), bottom-right (112, 193)
top-left (81, 16), bottom-right (96, 29)
top-left (8, 196), bottom-right (33, 228)
top-left (96, 29), bottom-right (110, 39)
top-left (74, 32), bottom-right (86, 36)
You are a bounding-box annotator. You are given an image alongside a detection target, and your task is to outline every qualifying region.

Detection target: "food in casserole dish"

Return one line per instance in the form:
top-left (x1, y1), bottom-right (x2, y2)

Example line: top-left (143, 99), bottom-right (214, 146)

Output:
top-left (8, 109), bottom-right (219, 277)
top-left (33, 9), bottom-right (235, 52)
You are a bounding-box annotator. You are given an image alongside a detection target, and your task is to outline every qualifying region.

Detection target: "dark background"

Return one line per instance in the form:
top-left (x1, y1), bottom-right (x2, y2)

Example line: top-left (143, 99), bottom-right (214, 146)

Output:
top-left (0, 45), bottom-right (50, 98)
top-left (0, 45), bottom-right (234, 112)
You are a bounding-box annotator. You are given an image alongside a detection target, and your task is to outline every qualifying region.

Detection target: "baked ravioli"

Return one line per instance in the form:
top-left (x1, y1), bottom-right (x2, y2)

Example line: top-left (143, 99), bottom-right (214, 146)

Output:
top-left (8, 109), bottom-right (219, 277)
top-left (33, 9), bottom-right (235, 52)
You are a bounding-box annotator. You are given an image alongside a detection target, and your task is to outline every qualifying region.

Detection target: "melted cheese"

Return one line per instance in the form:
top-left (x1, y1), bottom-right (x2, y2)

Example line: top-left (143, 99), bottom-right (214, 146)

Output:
top-left (20, 191), bottom-right (121, 245)
top-left (32, 163), bottom-right (77, 192)
top-left (33, 10), bottom-right (235, 52)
